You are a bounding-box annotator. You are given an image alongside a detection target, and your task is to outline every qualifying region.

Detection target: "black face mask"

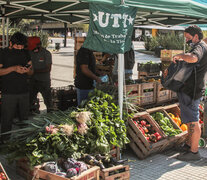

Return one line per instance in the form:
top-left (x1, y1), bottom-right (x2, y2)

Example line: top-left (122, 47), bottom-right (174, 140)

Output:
top-left (186, 39), bottom-right (192, 45)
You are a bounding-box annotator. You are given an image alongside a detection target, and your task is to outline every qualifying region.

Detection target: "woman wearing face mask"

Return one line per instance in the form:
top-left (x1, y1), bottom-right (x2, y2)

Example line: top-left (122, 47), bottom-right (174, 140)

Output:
top-left (172, 25), bottom-right (207, 161)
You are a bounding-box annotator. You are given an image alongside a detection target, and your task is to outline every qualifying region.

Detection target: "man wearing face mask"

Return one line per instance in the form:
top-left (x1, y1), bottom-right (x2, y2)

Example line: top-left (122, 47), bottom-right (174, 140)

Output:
top-left (0, 32), bottom-right (33, 143)
top-left (172, 25), bottom-right (207, 161)
top-left (28, 37), bottom-right (53, 113)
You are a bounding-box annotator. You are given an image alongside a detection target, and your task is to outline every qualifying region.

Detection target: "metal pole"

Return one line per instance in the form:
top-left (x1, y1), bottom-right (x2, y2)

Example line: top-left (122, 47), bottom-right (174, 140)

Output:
top-left (6, 17), bottom-right (9, 47)
top-left (183, 32), bottom-right (186, 53)
top-left (118, 53), bottom-right (124, 119)
top-left (64, 23), bottom-right (67, 47)
top-left (2, 7), bottom-right (5, 48)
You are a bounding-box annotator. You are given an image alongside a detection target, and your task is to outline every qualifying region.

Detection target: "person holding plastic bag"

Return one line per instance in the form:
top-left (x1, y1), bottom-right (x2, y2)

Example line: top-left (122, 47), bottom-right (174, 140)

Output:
top-left (173, 25), bottom-right (207, 161)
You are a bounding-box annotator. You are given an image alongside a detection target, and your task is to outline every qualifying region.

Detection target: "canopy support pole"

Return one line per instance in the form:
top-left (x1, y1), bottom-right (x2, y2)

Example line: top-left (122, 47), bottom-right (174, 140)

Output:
top-left (118, 54), bottom-right (124, 119)
top-left (6, 17), bottom-right (9, 47)
top-left (2, 7), bottom-right (5, 48)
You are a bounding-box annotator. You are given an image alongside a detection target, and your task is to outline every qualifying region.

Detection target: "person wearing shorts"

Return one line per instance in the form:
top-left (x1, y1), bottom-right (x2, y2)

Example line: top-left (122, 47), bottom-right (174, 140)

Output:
top-left (173, 25), bottom-right (207, 161)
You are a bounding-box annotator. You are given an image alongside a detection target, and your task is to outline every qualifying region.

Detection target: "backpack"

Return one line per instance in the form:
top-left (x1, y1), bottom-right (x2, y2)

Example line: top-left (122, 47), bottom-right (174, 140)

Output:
top-left (161, 60), bottom-right (196, 92)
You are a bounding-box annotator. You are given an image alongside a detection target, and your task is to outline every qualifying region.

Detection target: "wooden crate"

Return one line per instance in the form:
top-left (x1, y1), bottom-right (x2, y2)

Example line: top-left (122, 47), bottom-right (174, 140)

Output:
top-left (147, 107), bottom-right (187, 143)
top-left (34, 165), bottom-right (100, 180)
top-left (128, 112), bottom-right (168, 159)
top-left (0, 163), bottom-right (10, 180)
top-left (110, 147), bottom-right (120, 160)
top-left (156, 82), bottom-right (171, 104)
top-left (163, 104), bottom-right (188, 145)
top-left (74, 37), bottom-right (86, 50)
top-left (160, 50), bottom-right (184, 61)
top-left (171, 91), bottom-right (178, 100)
top-left (100, 165), bottom-right (130, 180)
top-left (16, 159), bottom-right (36, 180)
top-left (138, 71), bottom-right (160, 79)
top-left (137, 82), bottom-right (157, 106)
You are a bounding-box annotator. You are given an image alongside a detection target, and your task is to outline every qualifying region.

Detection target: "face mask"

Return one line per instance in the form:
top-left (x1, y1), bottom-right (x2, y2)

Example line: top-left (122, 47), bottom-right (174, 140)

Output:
top-left (186, 39), bottom-right (192, 45)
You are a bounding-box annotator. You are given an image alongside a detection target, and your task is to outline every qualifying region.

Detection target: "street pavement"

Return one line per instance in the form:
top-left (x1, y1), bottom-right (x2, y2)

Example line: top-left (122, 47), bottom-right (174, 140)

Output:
top-left (1, 40), bottom-right (207, 180)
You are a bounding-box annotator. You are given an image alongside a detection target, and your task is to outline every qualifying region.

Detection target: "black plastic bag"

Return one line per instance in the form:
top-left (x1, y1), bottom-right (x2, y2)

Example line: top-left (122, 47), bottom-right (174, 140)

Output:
top-left (161, 61), bottom-right (195, 92)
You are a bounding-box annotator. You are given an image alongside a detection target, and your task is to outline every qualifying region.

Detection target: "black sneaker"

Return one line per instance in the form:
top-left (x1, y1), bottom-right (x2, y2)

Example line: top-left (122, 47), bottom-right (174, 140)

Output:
top-left (176, 143), bottom-right (191, 152)
top-left (177, 151), bottom-right (201, 161)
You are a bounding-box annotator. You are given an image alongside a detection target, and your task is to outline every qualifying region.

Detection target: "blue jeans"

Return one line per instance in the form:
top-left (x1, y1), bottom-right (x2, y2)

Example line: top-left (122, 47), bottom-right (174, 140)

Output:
top-left (76, 88), bottom-right (93, 106)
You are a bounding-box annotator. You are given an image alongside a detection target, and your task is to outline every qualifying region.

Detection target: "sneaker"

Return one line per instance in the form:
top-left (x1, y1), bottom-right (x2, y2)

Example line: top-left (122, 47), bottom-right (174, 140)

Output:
top-left (177, 151), bottom-right (201, 161)
top-left (176, 143), bottom-right (191, 152)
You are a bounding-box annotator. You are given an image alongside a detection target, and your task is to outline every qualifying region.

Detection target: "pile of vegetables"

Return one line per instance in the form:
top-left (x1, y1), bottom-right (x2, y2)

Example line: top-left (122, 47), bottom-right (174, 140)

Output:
top-left (82, 154), bottom-right (128, 170)
top-left (133, 117), bottom-right (162, 143)
top-left (151, 112), bottom-right (182, 136)
top-left (2, 89), bottom-right (130, 167)
top-left (42, 159), bottom-right (89, 178)
top-left (168, 113), bottom-right (188, 132)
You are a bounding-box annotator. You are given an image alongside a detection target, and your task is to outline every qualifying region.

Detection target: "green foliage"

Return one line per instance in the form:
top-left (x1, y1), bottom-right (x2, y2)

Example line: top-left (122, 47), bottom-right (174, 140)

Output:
top-left (144, 32), bottom-right (186, 51)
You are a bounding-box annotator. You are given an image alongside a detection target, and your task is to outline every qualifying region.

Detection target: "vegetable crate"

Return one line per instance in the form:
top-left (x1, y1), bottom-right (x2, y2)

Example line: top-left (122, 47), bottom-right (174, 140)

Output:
top-left (51, 85), bottom-right (77, 111)
top-left (125, 84), bottom-right (138, 105)
top-left (163, 104), bottom-right (188, 145)
top-left (137, 82), bottom-right (157, 106)
top-left (34, 165), bottom-right (100, 180)
top-left (171, 91), bottom-right (178, 101)
top-left (138, 71), bottom-right (160, 79)
top-left (16, 159), bottom-right (36, 180)
top-left (0, 163), bottom-right (10, 180)
top-left (147, 106), bottom-right (187, 147)
top-left (137, 63), bottom-right (161, 73)
top-left (156, 82), bottom-right (171, 104)
top-left (100, 165), bottom-right (130, 180)
top-left (110, 147), bottom-right (120, 160)
top-left (128, 112), bottom-right (169, 159)
top-left (160, 50), bottom-right (184, 61)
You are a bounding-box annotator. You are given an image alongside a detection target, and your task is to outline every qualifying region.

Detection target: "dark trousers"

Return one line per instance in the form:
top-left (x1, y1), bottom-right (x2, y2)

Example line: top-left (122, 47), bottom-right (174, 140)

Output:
top-left (30, 79), bottom-right (53, 112)
top-left (1, 93), bottom-right (29, 141)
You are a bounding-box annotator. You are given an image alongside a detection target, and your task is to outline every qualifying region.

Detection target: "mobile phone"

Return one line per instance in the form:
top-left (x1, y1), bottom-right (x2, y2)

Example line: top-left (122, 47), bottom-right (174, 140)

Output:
top-left (25, 64), bottom-right (31, 68)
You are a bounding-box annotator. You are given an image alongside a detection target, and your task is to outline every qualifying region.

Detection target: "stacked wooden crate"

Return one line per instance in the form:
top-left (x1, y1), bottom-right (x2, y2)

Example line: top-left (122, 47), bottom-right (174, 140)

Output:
top-left (128, 111), bottom-right (168, 159)
top-left (137, 62), bottom-right (161, 79)
top-left (137, 81), bottom-right (157, 106)
top-left (34, 165), bottom-right (100, 180)
top-left (156, 81), bottom-right (171, 104)
top-left (128, 104), bottom-right (187, 159)
top-left (100, 165), bottom-right (130, 180)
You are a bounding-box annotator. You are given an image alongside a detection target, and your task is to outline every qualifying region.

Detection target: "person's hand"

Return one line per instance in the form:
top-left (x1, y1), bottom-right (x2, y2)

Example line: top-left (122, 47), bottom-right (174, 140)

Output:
top-left (14, 65), bottom-right (25, 74)
top-left (95, 76), bottom-right (102, 83)
top-left (173, 55), bottom-right (183, 63)
top-left (22, 65), bottom-right (32, 73)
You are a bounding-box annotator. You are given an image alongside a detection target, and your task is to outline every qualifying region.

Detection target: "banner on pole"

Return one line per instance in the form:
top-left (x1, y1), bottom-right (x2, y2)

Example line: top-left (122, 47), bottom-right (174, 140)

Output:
top-left (83, 3), bottom-right (137, 54)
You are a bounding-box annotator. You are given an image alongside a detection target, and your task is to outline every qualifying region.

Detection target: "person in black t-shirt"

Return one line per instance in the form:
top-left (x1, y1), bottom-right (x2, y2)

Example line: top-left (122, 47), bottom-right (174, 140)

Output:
top-left (74, 47), bottom-right (102, 105)
top-left (172, 25), bottom-right (207, 161)
top-left (0, 32), bottom-right (33, 143)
